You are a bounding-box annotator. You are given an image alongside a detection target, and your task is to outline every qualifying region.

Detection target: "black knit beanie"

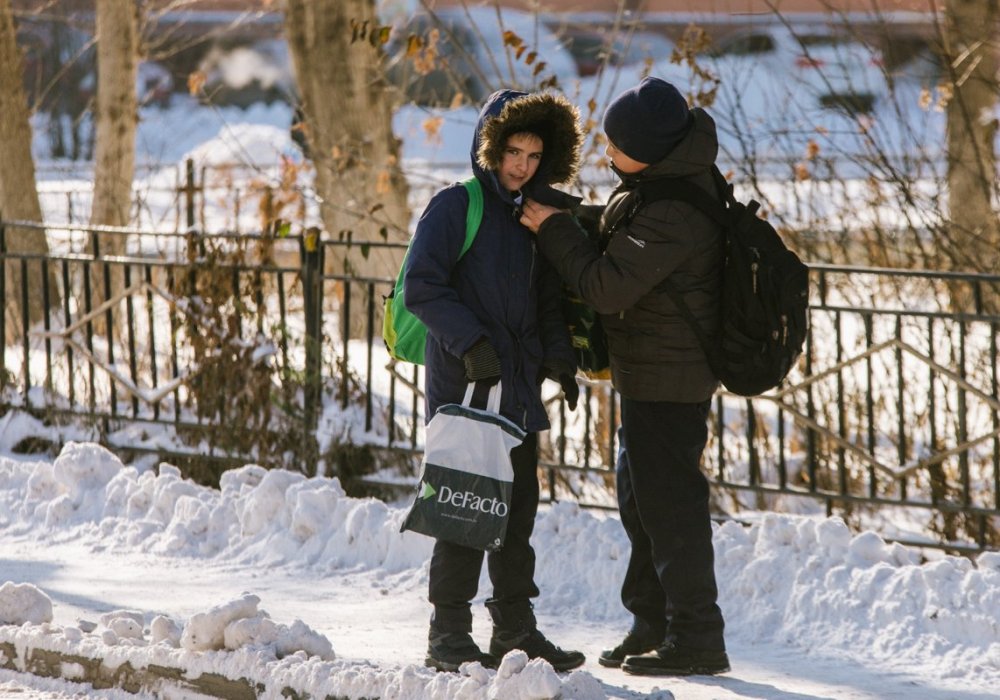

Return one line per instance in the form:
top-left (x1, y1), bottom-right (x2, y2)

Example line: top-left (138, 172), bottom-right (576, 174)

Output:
top-left (603, 77), bottom-right (692, 165)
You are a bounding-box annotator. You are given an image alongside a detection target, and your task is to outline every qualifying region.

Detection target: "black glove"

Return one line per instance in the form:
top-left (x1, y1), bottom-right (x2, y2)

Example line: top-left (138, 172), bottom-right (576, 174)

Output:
top-left (540, 359), bottom-right (579, 411)
top-left (559, 373), bottom-right (580, 411)
top-left (463, 339), bottom-right (502, 385)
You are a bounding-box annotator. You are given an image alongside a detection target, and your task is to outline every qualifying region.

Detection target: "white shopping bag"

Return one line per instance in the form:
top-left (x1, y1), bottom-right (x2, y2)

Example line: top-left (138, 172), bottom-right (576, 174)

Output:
top-left (400, 382), bottom-right (526, 551)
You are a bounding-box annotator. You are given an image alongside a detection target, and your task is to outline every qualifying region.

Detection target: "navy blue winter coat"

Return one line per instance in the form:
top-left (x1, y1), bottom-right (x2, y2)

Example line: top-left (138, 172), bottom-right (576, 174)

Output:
top-left (403, 90), bottom-right (581, 432)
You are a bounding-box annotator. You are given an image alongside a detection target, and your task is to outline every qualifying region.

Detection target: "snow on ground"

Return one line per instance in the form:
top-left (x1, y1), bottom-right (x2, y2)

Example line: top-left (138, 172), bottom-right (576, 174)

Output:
top-left (12, 24), bottom-right (1000, 699)
top-left (1, 440), bottom-right (998, 699)
top-left (0, 669), bottom-right (142, 700)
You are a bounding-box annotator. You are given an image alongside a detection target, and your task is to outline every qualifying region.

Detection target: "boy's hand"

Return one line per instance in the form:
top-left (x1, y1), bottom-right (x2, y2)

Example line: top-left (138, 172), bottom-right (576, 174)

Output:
top-left (539, 359), bottom-right (580, 411)
top-left (559, 373), bottom-right (580, 411)
top-left (463, 339), bottom-right (502, 385)
top-left (520, 199), bottom-right (562, 234)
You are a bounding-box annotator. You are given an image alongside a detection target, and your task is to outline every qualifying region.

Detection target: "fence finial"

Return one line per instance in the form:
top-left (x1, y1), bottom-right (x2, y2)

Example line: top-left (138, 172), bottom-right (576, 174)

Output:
top-left (304, 226), bottom-right (321, 253)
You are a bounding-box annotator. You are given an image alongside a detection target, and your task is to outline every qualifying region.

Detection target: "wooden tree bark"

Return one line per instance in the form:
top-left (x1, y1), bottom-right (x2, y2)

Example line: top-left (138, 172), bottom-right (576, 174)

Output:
top-left (284, 0), bottom-right (410, 339)
top-left (0, 0), bottom-right (60, 340)
top-left (91, 0), bottom-right (138, 232)
top-left (943, 0), bottom-right (999, 273)
top-left (89, 0), bottom-right (139, 324)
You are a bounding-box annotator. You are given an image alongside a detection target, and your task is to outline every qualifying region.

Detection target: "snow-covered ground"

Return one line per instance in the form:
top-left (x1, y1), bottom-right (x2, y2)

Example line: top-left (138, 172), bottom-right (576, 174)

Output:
top-left (1, 440), bottom-right (998, 699)
top-left (9, 16), bottom-right (1000, 698)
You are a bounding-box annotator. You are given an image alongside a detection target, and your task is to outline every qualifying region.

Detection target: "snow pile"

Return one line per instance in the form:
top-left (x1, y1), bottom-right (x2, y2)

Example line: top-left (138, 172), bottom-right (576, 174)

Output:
top-left (0, 442), bottom-right (434, 574)
top-left (0, 444), bottom-right (612, 696)
top-left (1, 441), bottom-right (999, 697)
top-left (714, 515), bottom-right (1000, 675)
top-left (179, 593), bottom-right (333, 661)
top-left (0, 587), bottom-right (608, 700)
top-left (133, 98), bottom-right (295, 166)
top-left (134, 95), bottom-right (480, 172)
top-left (0, 582), bottom-right (52, 625)
top-left (179, 123), bottom-right (296, 169)
top-left (0, 583), bottom-right (332, 663)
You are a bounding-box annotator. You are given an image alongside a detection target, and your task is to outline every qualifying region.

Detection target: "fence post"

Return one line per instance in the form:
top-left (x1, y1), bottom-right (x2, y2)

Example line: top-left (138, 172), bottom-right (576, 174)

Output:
top-left (184, 158), bottom-right (197, 231)
top-left (301, 227), bottom-right (324, 474)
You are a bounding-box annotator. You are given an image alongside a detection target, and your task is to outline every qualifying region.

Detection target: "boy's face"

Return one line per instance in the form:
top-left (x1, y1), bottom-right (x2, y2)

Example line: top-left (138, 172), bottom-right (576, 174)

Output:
top-left (605, 139), bottom-right (648, 174)
top-left (497, 132), bottom-right (544, 193)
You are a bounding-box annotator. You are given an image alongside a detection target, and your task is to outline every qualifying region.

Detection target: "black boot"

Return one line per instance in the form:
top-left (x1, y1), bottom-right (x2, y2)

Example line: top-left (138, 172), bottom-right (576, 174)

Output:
top-left (425, 628), bottom-right (497, 672)
top-left (598, 626), bottom-right (663, 668)
top-left (621, 640), bottom-right (730, 676)
top-left (490, 627), bottom-right (586, 672)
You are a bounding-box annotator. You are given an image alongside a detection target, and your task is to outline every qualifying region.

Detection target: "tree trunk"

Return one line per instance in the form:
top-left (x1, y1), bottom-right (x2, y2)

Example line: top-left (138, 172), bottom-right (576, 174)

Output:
top-left (284, 0), bottom-right (410, 340)
top-left (89, 0), bottom-right (139, 329)
top-left (943, 0), bottom-right (999, 273)
top-left (91, 0), bottom-right (138, 232)
top-left (0, 0), bottom-right (60, 341)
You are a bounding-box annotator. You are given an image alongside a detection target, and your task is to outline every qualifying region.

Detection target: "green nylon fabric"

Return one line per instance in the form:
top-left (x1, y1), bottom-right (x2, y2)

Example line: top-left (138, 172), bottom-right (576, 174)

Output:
top-left (383, 178), bottom-right (483, 364)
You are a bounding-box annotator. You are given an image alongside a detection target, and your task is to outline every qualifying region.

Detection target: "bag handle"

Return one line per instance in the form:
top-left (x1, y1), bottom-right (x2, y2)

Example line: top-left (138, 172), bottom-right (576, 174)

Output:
top-left (462, 381), bottom-right (502, 413)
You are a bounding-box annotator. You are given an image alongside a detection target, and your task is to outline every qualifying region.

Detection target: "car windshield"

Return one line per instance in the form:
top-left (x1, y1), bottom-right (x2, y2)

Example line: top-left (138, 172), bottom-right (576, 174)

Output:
top-left (711, 34), bottom-right (775, 57)
top-left (798, 34), bottom-right (860, 49)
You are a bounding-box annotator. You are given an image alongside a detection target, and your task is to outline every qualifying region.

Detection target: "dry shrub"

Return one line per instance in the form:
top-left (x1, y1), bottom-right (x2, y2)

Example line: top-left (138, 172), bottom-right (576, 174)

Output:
top-left (170, 232), bottom-right (308, 483)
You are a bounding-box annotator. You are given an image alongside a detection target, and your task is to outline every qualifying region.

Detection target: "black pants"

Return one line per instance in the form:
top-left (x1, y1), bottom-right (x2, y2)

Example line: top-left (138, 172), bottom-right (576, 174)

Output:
top-left (617, 397), bottom-right (725, 651)
top-left (428, 432), bottom-right (540, 633)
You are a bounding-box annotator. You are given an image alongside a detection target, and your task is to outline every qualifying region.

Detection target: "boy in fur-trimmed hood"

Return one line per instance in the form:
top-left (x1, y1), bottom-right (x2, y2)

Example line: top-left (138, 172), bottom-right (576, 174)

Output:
top-left (403, 89), bottom-right (584, 672)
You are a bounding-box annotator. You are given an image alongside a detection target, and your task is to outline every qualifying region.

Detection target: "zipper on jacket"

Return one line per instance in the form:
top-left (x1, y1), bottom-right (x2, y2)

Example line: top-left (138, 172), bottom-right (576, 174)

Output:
top-left (507, 325), bottom-right (523, 373)
top-left (528, 238), bottom-right (537, 284)
top-left (751, 247), bottom-right (762, 295)
top-left (509, 326), bottom-right (528, 427)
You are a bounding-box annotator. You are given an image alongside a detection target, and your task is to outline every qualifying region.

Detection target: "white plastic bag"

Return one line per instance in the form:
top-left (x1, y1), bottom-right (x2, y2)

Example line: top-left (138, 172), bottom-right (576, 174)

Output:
top-left (401, 382), bottom-right (526, 551)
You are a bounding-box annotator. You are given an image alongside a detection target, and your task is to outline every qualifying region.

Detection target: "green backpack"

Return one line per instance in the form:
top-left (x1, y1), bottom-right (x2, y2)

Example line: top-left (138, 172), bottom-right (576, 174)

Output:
top-left (383, 177), bottom-right (484, 364)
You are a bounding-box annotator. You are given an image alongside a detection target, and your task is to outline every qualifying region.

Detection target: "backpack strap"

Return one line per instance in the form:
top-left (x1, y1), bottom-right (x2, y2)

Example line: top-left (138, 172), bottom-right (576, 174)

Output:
top-left (382, 176), bottom-right (485, 365)
top-left (632, 170), bottom-right (729, 375)
top-left (709, 164), bottom-right (737, 206)
top-left (661, 277), bottom-right (721, 372)
top-left (634, 170), bottom-right (727, 226)
top-left (459, 177), bottom-right (484, 258)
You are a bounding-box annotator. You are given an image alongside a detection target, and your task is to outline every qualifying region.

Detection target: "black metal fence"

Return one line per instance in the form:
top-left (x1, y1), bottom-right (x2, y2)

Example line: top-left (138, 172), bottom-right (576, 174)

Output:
top-left (2, 218), bottom-right (999, 554)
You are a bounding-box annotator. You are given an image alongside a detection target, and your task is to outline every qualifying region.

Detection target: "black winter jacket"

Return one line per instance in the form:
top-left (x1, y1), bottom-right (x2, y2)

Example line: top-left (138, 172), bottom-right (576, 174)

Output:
top-left (536, 108), bottom-right (723, 402)
top-left (404, 90), bottom-right (581, 431)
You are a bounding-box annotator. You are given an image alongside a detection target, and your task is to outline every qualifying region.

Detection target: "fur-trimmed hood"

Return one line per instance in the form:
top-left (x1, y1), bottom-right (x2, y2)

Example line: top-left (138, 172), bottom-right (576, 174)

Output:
top-left (471, 90), bottom-right (582, 197)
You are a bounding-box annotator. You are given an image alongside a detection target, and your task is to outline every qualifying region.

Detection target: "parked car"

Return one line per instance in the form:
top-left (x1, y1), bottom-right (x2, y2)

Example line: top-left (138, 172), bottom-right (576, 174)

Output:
top-left (557, 26), bottom-right (674, 77)
top-left (556, 27), bottom-right (607, 77)
top-left (384, 6), bottom-right (578, 106)
top-left (892, 43), bottom-right (945, 87)
top-left (195, 39), bottom-right (295, 108)
top-left (704, 22), bottom-right (887, 114)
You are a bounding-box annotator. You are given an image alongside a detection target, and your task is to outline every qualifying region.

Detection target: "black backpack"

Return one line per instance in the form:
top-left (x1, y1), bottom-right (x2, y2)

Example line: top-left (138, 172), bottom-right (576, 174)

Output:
top-left (635, 167), bottom-right (809, 396)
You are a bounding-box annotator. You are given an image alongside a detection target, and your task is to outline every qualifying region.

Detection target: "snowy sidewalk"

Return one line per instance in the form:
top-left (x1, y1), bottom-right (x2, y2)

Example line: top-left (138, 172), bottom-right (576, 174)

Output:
top-left (1, 443), bottom-right (998, 699)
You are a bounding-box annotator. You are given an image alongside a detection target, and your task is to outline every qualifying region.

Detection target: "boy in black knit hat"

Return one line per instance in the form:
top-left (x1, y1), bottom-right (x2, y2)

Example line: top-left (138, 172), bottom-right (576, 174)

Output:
top-left (519, 76), bottom-right (731, 677)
